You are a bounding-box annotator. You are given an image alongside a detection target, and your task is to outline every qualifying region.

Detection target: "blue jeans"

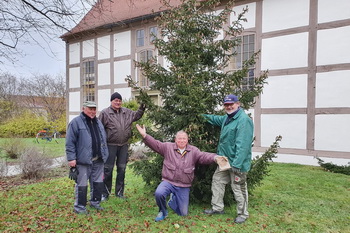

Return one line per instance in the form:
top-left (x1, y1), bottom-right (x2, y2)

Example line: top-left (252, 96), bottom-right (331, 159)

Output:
top-left (155, 181), bottom-right (190, 216)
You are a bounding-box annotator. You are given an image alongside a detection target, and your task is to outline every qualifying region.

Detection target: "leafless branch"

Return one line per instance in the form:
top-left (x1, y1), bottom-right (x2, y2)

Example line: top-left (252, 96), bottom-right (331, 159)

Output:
top-left (0, 0), bottom-right (96, 70)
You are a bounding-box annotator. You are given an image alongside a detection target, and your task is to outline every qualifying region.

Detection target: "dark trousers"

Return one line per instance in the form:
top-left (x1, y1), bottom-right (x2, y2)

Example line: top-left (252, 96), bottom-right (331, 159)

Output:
top-left (74, 159), bottom-right (104, 212)
top-left (103, 144), bottom-right (129, 197)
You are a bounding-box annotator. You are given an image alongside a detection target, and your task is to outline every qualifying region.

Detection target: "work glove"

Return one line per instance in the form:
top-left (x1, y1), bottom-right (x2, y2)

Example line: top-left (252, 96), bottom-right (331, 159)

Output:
top-left (140, 103), bottom-right (146, 111)
top-left (69, 167), bottom-right (79, 183)
top-left (215, 156), bottom-right (231, 171)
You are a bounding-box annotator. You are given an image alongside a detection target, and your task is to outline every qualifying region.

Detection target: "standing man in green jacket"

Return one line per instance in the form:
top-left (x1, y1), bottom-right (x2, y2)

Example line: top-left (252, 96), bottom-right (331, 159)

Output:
top-left (203, 94), bottom-right (254, 224)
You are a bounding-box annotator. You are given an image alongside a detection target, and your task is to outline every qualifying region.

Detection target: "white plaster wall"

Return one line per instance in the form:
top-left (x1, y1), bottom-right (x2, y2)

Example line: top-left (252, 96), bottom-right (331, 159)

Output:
top-left (318, 0), bottom-right (350, 23)
top-left (261, 114), bottom-right (307, 149)
top-left (82, 39), bottom-right (94, 58)
top-left (262, 0), bottom-right (309, 33)
top-left (261, 32), bottom-right (308, 70)
top-left (215, 29), bottom-right (224, 41)
top-left (69, 67), bottom-right (80, 88)
top-left (163, 57), bottom-right (171, 71)
top-left (97, 35), bottom-right (111, 60)
top-left (207, 10), bottom-right (224, 40)
top-left (317, 26), bottom-right (350, 66)
top-left (69, 43), bottom-right (80, 65)
top-left (114, 88), bottom-right (132, 101)
top-left (114, 60), bottom-right (131, 84)
top-left (316, 70), bottom-right (350, 108)
top-left (69, 92), bottom-right (81, 112)
top-left (98, 89), bottom-right (111, 111)
top-left (246, 109), bottom-right (254, 125)
top-left (114, 31), bottom-right (131, 57)
top-left (232, 2), bottom-right (256, 29)
top-left (68, 115), bottom-right (79, 123)
top-left (257, 152), bottom-right (350, 166)
top-left (315, 114), bottom-right (350, 152)
top-left (261, 74), bottom-right (307, 108)
top-left (98, 63), bottom-right (111, 85)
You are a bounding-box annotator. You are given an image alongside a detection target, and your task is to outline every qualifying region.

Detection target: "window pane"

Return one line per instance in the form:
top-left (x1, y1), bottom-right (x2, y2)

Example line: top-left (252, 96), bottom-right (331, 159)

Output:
top-left (83, 61), bottom-right (95, 101)
top-left (138, 49), bottom-right (155, 87)
top-left (249, 34), bottom-right (254, 43)
top-left (243, 36), bottom-right (249, 44)
top-left (147, 50), bottom-right (153, 60)
top-left (140, 51), bottom-right (146, 62)
top-left (243, 44), bottom-right (249, 53)
top-left (149, 27), bottom-right (157, 43)
top-left (137, 29), bottom-right (145, 47)
top-left (231, 34), bottom-right (256, 90)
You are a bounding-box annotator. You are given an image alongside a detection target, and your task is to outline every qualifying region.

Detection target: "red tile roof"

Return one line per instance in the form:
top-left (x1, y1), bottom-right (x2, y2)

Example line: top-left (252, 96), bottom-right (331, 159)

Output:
top-left (62, 0), bottom-right (182, 39)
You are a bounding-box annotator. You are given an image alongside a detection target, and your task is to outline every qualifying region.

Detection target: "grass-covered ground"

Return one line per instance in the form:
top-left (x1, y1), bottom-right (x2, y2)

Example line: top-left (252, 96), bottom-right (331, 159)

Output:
top-left (0, 138), bottom-right (66, 162)
top-left (0, 162), bottom-right (349, 232)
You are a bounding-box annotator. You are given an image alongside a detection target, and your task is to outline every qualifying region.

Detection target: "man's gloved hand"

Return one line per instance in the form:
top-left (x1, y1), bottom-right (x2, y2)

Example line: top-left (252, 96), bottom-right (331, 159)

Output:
top-left (69, 167), bottom-right (79, 183)
top-left (140, 103), bottom-right (146, 111)
top-left (231, 167), bottom-right (240, 173)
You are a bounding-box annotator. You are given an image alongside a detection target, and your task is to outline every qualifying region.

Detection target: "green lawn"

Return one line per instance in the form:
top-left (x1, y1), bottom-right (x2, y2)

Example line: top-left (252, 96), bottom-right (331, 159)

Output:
top-left (0, 138), bottom-right (66, 161)
top-left (0, 163), bottom-right (349, 232)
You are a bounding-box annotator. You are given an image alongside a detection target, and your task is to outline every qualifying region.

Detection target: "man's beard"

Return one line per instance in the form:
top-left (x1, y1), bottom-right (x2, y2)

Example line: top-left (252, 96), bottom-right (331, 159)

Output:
top-left (226, 110), bottom-right (235, 114)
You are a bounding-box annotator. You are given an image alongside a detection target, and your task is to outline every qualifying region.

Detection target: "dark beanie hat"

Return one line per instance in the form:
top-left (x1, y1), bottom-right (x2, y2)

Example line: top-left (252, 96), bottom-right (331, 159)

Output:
top-left (110, 92), bottom-right (122, 101)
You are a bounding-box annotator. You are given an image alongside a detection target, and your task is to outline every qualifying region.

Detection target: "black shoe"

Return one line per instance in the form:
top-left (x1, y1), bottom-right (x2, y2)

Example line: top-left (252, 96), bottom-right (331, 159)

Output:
top-left (101, 195), bottom-right (109, 202)
top-left (234, 216), bottom-right (246, 224)
top-left (74, 209), bottom-right (89, 215)
top-left (116, 194), bottom-right (127, 199)
top-left (91, 204), bottom-right (104, 211)
top-left (203, 209), bottom-right (225, 215)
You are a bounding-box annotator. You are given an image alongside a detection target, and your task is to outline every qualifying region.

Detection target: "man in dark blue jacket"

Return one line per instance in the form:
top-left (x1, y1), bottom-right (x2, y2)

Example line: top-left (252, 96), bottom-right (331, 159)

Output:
top-left (66, 101), bottom-right (109, 214)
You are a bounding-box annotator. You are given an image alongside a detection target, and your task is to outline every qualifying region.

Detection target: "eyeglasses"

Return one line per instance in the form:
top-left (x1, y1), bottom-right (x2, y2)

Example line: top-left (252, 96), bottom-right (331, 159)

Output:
top-left (224, 103), bottom-right (236, 107)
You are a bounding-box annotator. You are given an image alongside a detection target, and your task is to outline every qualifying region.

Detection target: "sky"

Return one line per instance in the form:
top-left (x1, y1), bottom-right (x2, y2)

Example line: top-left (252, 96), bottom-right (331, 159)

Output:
top-left (1, 0), bottom-right (96, 79)
top-left (3, 37), bottom-right (66, 78)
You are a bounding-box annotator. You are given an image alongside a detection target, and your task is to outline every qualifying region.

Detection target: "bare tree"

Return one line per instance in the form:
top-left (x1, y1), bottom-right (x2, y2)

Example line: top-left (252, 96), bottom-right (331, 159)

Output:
top-left (0, 73), bottom-right (22, 99)
top-left (20, 73), bottom-right (66, 122)
top-left (0, 0), bottom-right (95, 69)
top-left (0, 73), bottom-right (22, 122)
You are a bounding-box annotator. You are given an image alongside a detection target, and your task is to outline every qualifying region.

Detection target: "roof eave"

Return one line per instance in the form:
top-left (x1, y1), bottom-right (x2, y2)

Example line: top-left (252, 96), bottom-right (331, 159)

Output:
top-left (60, 11), bottom-right (163, 42)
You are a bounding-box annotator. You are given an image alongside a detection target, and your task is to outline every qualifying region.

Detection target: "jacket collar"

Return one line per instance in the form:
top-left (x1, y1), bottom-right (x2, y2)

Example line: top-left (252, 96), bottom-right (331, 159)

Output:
top-left (172, 143), bottom-right (191, 152)
top-left (109, 106), bottom-right (125, 114)
top-left (232, 108), bottom-right (243, 119)
top-left (81, 112), bottom-right (97, 121)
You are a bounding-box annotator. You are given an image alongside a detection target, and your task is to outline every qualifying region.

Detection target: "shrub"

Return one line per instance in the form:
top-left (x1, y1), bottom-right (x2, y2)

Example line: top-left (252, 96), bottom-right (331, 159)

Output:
top-left (0, 158), bottom-right (8, 178)
top-left (0, 111), bottom-right (66, 138)
top-left (49, 114), bottom-right (66, 135)
top-left (122, 99), bottom-right (152, 145)
top-left (0, 111), bottom-right (47, 137)
top-left (247, 135), bottom-right (282, 192)
top-left (317, 158), bottom-right (350, 176)
top-left (19, 147), bottom-right (53, 179)
top-left (0, 138), bottom-right (27, 159)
